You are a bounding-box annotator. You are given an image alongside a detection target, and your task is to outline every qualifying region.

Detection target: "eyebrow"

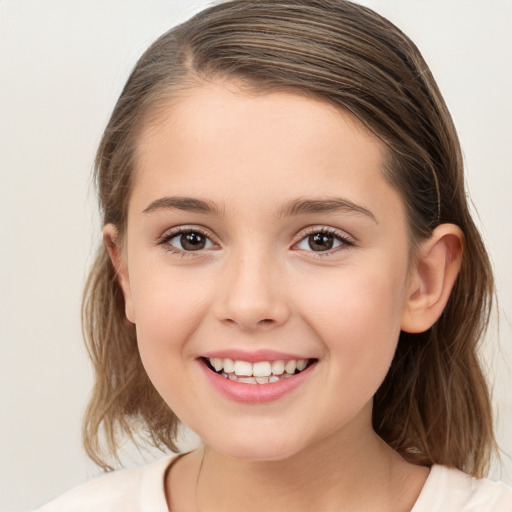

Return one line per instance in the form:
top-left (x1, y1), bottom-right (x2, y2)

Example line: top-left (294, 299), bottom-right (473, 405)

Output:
top-left (279, 197), bottom-right (377, 223)
top-left (143, 196), bottom-right (224, 215)
top-left (142, 195), bottom-right (377, 223)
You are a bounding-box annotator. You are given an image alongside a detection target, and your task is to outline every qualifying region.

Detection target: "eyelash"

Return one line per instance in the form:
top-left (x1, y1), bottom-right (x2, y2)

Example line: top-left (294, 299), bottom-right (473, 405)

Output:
top-left (293, 227), bottom-right (354, 257)
top-left (157, 226), bottom-right (217, 257)
top-left (157, 226), bottom-right (354, 257)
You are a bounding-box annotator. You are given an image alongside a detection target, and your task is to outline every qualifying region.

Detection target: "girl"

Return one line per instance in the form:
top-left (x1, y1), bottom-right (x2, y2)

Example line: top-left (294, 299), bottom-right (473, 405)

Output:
top-left (36, 0), bottom-right (512, 510)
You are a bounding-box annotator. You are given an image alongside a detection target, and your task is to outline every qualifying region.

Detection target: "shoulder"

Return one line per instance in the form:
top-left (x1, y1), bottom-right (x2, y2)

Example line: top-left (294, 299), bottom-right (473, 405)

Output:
top-left (33, 455), bottom-right (175, 512)
top-left (413, 465), bottom-right (512, 512)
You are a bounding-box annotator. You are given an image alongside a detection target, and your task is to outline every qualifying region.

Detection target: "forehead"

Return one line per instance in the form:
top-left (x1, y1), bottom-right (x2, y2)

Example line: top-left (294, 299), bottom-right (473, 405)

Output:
top-left (132, 82), bottom-right (401, 220)
top-left (138, 81), bottom-right (382, 157)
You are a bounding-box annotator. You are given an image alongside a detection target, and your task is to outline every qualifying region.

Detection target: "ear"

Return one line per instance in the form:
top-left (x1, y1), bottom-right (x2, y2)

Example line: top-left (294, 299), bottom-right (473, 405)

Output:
top-left (103, 224), bottom-right (136, 323)
top-left (401, 223), bottom-right (463, 333)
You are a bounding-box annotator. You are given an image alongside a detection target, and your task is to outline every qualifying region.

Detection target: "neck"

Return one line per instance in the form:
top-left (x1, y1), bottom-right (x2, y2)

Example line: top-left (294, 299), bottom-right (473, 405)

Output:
top-left (187, 417), bottom-right (425, 512)
top-left (200, 436), bottom-right (385, 511)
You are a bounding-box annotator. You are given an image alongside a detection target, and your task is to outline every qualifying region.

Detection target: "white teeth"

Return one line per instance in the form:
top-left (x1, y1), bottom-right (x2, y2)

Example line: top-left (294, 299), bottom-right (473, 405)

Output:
top-left (233, 360), bottom-right (253, 376)
top-left (207, 357), bottom-right (311, 383)
top-left (253, 361), bottom-right (272, 377)
top-left (238, 376), bottom-right (257, 384)
top-left (297, 359), bottom-right (308, 371)
top-left (285, 360), bottom-right (297, 374)
top-left (223, 358), bottom-right (234, 373)
top-left (271, 360), bottom-right (285, 375)
top-left (212, 358), bottom-right (223, 372)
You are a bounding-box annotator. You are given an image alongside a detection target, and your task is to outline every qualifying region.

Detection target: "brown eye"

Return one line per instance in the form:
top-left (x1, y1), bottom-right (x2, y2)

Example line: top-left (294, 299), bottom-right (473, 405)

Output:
top-left (180, 232), bottom-right (206, 250)
top-left (166, 230), bottom-right (215, 252)
top-left (308, 233), bottom-right (335, 251)
top-left (295, 229), bottom-right (351, 253)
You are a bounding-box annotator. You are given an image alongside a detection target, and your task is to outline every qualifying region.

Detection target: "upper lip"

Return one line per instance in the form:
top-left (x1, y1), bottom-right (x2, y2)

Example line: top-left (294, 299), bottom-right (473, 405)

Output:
top-left (200, 349), bottom-right (314, 363)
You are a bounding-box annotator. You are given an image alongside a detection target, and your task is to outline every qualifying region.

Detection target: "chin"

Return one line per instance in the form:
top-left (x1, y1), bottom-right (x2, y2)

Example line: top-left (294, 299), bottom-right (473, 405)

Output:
top-left (204, 430), bottom-right (309, 462)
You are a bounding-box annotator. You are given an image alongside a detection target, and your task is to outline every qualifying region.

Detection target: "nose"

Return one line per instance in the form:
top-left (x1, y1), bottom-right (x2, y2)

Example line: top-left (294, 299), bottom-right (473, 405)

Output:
top-left (213, 251), bottom-right (291, 331)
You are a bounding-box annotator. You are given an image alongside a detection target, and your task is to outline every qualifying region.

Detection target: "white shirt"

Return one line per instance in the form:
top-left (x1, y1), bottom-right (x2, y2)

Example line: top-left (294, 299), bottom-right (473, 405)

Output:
top-left (34, 456), bottom-right (512, 511)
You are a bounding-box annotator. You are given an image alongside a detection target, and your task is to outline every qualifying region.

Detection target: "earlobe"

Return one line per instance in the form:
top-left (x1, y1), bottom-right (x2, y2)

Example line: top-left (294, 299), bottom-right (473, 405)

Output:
top-left (401, 224), bottom-right (463, 333)
top-left (103, 224), bottom-right (136, 324)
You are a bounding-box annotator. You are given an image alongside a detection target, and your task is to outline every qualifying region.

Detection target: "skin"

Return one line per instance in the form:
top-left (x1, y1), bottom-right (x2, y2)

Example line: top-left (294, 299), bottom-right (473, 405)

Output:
top-left (106, 82), bottom-right (462, 511)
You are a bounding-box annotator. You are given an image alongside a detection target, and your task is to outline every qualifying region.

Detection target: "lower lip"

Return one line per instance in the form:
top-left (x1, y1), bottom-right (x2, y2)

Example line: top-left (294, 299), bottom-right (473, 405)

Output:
top-left (199, 360), bottom-right (316, 404)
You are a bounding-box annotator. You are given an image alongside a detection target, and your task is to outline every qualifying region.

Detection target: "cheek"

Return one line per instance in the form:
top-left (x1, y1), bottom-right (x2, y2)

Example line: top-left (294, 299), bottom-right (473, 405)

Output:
top-left (128, 266), bottom-right (212, 386)
top-left (131, 260), bottom-right (210, 330)
top-left (294, 261), bottom-right (407, 386)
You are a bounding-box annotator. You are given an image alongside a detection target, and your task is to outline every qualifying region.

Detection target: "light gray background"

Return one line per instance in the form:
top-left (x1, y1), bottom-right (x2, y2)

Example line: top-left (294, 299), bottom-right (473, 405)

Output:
top-left (1, 1), bottom-right (511, 510)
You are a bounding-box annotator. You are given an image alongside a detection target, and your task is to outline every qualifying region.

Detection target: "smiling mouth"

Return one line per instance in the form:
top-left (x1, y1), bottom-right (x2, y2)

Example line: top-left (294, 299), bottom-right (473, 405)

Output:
top-left (202, 357), bottom-right (316, 384)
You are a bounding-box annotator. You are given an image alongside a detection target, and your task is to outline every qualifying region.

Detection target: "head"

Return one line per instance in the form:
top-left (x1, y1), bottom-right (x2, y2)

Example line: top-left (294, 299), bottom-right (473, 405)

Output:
top-left (83, 0), bottom-right (495, 475)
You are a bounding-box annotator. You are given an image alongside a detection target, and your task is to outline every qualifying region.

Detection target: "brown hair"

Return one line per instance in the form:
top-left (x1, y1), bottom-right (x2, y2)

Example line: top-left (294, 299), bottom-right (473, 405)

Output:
top-left (82, 0), bottom-right (496, 475)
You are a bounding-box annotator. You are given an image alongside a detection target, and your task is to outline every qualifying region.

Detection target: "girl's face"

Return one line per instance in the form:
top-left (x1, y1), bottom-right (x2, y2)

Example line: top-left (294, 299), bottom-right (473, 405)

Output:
top-left (116, 82), bottom-right (416, 460)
